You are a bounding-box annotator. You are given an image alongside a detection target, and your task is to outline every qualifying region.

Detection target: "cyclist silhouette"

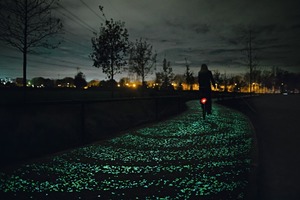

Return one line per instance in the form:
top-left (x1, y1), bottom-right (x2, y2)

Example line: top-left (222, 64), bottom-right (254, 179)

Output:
top-left (198, 64), bottom-right (216, 114)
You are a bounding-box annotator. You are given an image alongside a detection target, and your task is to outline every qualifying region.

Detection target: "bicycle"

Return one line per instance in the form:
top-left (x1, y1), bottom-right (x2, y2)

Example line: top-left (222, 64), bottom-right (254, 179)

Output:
top-left (200, 97), bottom-right (207, 119)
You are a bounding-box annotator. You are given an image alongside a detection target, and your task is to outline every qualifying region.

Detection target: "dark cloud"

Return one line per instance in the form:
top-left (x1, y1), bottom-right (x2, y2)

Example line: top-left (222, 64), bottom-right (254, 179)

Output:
top-left (291, 24), bottom-right (300, 30)
top-left (1, 0), bottom-right (300, 81)
top-left (192, 24), bottom-right (210, 34)
top-left (209, 48), bottom-right (241, 55)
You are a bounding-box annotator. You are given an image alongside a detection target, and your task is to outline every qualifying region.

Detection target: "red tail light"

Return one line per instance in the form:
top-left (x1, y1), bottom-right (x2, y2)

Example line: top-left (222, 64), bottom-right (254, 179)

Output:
top-left (200, 98), bottom-right (207, 104)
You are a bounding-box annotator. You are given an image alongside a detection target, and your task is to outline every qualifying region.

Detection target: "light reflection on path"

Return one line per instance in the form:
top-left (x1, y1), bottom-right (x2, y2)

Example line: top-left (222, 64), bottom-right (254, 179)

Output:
top-left (0, 101), bottom-right (254, 199)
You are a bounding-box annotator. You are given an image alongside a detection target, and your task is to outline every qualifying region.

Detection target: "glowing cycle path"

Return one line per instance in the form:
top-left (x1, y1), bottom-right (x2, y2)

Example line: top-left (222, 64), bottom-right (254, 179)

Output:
top-left (0, 101), bottom-right (254, 199)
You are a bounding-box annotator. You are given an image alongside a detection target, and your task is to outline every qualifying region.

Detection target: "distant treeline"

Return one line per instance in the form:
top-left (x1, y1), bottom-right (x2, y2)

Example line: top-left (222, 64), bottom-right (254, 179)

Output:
top-left (1, 67), bottom-right (300, 93)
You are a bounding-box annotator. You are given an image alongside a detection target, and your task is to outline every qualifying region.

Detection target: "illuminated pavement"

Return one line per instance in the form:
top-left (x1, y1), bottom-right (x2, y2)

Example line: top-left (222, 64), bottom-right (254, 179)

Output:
top-left (0, 100), bottom-right (254, 200)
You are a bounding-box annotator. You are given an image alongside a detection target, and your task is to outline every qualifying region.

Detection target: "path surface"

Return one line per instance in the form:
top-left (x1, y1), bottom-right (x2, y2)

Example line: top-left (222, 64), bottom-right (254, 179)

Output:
top-left (0, 101), bottom-right (255, 200)
top-left (248, 95), bottom-right (300, 200)
top-left (218, 94), bottom-right (300, 200)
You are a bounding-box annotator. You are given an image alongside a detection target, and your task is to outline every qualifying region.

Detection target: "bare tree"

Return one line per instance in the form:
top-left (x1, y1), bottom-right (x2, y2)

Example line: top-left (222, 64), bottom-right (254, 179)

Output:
top-left (91, 18), bottom-right (129, 84)
top-left (222, 24), bottom-right (262, 93)
top-left (128, 38), bottom-right (157, 88)
top-left (0, 0), bottom-right (63, 89)
top-left (160, 58), bottom-right (174, 90)
top-left (184, 58), bottom-right (194, 90)
top-left (228, 25), bottom-right (261, 93)
top-left (74, 71), bottom-right (87, 89)
top-left (241, 27), bottom-right (259, 93)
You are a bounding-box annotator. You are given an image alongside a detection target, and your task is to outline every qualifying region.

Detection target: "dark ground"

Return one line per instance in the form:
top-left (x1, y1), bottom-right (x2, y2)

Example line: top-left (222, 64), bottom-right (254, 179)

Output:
top-left (217, 94), bottom-right (300, 200)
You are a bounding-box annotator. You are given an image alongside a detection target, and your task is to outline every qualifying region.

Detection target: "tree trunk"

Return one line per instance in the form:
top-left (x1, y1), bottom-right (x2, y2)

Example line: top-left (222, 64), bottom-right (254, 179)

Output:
top-left (142, 67), bottom-right (145, 88)
top-left (110, 58), bottom-right (115, 98)
top-left (22, 51), bottom-right (27, 102)
top-left (23, 51), bottom-right (27, 88)
top-left (23, 0), bottom-right (28, 101)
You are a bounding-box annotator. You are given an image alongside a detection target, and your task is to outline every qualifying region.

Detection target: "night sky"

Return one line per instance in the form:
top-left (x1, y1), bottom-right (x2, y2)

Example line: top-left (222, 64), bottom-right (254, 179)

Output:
top-left (0, 0), bottom-right (300, 81)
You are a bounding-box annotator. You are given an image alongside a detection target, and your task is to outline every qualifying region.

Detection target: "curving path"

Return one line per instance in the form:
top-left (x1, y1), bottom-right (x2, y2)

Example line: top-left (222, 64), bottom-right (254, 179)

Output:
top-left (0, 100), bottom-right (255, 200)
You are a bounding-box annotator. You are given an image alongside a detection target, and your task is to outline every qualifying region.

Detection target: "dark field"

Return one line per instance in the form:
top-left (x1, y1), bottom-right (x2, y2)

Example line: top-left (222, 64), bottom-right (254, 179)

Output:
top-left (217, 94), bottom-right (300, 200)
top-left (0, 88), bottom-right (153, 103)
top-left (0, 88), bottom-right (186, 167)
